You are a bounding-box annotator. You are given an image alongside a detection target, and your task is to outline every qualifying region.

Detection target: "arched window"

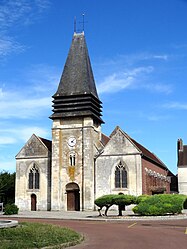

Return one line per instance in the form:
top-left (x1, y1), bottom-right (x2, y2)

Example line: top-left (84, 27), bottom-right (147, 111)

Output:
top-left (69, 152), bottom-right (76, 166)
top-left (29, 164), bottom-right (40, 189)
top-left (115, 162), bottom-right (127, 188)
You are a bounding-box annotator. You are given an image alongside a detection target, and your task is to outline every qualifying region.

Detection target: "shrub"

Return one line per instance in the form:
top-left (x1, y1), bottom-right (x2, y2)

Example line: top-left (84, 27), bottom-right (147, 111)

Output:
top-left (4, 203), bottom-right (19, 215)
top-left (133, 194), bottom-right (187, 216)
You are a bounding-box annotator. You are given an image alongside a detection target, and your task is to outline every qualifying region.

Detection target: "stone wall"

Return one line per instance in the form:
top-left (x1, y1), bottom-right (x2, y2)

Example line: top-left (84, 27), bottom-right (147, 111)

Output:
top-left (95, 128), bottom-right (143, 199)
top-left (15, 134), bottom-right (51, 211)
top-left (15, 157), bottom-right (51, 211)
top-left (51, 117), bottom-right (102, 211)
top-left (178, 166), bottom-right (187, 195)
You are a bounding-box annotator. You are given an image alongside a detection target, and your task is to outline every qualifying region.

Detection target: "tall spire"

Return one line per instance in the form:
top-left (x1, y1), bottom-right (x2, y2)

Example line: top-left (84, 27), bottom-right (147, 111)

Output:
top-left (50, 33), bottom-right (104, 124)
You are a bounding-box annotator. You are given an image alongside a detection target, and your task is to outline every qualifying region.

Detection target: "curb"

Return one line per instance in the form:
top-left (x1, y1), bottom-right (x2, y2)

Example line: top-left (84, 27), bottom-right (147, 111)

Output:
top-left (41, 235), bottom-right (84, 249)
top-left (2, 213), bottom-right (187, 222)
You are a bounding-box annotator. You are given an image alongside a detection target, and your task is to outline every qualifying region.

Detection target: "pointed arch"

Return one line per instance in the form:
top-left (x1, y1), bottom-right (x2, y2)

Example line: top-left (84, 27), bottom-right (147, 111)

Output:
top-left (28, 163), bottom-right (40, 190)
top-left (115, 161), bottom-right (127, 188)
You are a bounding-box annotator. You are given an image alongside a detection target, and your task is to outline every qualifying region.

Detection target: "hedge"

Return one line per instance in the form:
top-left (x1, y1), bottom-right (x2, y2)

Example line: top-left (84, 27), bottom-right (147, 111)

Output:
top-left (135, 195), bottom-right (151, 204)
top-left (133, 194), bottom-right (187, 216)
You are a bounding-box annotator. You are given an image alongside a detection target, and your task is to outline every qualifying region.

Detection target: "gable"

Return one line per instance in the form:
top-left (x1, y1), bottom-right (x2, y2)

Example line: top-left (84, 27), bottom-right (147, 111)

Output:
top-left (16, 134), bottom-right (50, 159)
top-left (101, 128), bottom-right (141, 156)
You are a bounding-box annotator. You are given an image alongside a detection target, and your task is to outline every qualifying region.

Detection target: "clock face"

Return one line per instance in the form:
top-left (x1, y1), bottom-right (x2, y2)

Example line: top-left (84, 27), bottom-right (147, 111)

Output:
top-left (68, 137), bottom-right (76, 147)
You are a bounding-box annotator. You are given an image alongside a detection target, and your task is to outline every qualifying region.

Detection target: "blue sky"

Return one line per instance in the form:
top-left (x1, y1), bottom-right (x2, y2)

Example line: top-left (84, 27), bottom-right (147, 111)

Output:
top-left (0, 0), bottom-right (187, 174)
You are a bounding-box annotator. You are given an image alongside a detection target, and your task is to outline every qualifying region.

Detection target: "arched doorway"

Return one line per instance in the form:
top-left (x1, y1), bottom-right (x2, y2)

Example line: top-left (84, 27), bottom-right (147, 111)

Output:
top-left (31, 194), bottom-right (37, 211)
top-left (66, 183), bottom-right (80, 211)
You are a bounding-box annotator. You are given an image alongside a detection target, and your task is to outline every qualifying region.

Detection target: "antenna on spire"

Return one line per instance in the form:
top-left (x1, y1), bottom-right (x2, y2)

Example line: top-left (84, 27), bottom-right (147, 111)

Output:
top-left (82, 13), bottom-right (85, 33)
top-left (74, 14), bottom-right (87, 34)
top-left (79, 13), bottom-right (87, 33)
top-left (74, 16), bottom-right (77, 33)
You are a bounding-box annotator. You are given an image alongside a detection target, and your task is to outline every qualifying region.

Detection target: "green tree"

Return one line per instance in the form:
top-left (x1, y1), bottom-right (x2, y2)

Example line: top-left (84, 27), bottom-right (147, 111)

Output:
top-left (94, 195), bottom-right (116, 216)
top-left (113, 194), bottom-right (137, 216)
top-left (0, 171), bottom-right (15, 206)
top-left (94, 194), bottom-right (137, 216)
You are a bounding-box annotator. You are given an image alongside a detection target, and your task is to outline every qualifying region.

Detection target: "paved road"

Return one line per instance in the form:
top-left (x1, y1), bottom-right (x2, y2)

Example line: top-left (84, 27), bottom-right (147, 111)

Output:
top-left (11, 218), bottom-right (187, 249)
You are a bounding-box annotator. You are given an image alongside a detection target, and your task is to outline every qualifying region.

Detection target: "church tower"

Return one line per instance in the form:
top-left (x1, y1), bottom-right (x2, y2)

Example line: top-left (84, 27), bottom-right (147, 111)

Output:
top-left (50, 32), bottom-right (104, 211)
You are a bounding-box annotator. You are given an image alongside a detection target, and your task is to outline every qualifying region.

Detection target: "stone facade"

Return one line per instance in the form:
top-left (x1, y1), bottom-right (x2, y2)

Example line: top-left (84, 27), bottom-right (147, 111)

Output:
top-left (96, 127), bottom-right (142, 198)
top-left (51, 117), bottom-right (102, 211)
top-left (15, 134), bottom-right (51, 211)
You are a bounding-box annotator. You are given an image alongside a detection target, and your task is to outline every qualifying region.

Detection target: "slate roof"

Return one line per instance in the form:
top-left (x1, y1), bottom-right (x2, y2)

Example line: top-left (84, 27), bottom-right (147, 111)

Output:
top-left (39, 137), bottom-right (52, 152)
top-left (54, 33), bottom-right (98, 98)
top-left (51, 32), bottom-right (103, 123)
top-left (101, 133), bottom-right (110, 146)
top-left (131, 138), bottom-right (167, 169)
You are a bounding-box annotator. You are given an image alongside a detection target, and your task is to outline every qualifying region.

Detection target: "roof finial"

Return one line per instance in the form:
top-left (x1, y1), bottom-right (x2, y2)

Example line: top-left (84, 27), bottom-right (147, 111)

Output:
top-left (74, 16), bottom-right (77, 34)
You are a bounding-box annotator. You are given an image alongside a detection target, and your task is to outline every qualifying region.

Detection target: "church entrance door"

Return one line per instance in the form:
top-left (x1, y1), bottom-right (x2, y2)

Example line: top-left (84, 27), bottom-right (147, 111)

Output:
top-left (66, 183), bottom-right (80, 211)
top-left (31, 194), bottom-right (37, 211)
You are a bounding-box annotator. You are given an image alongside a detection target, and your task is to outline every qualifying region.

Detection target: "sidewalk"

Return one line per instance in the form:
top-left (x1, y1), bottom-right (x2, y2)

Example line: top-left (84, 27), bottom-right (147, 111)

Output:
top-left (1, 209), bottom-right (187, 221)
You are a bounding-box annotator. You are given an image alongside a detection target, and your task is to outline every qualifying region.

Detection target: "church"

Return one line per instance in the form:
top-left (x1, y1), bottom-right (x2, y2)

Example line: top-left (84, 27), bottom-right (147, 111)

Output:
top-left (15, 31), bottom-right (172, 212)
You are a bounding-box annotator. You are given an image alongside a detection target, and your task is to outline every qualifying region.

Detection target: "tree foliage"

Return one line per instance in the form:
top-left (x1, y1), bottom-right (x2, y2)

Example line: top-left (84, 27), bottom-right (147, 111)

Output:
top-left (94, 194), bottom-right (116, 216)
top-left (0, 171), bottom-right (15, 205)
top-left (94, 194), bottom-right (137, 216)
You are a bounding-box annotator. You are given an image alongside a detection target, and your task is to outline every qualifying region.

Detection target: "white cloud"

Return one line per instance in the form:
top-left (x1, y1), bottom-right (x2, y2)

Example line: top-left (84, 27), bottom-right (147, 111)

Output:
top-left (0, 126), bottom-right (50, 145)
top-left (96, 50), bottom-right (174, 95)
top-left (0, 0), bottom-right (50, 30)
top-left (18, 126), bottom-right (50, 141)
top-left (0, 0), bottom-right (50, 58)
top-left (98, 66), bottom-right (154, 94)
top-left (0, 137), bottom-right (17, 145)
top-left (0, 36), bottom-right (25, 56)
top-left (0, 89), bottom-right (51, 119)
top-left (163, 102), bottom-right (187, 110)
top-left (26, 64), bottom-right (60, 93)
top-left (0, 64), bottom-right (59, 119)
top-left (0, 160), bottom-right (15, 172)
top-left (148, 115), bottom-right (171, 121)
top-left (97, 53), bottom-right (169, 68)
top-left (98, 73), bottom-right (134, 94)
top-left (143, 83), bottom-right (173, 94)
top-left (153, 55), bottom-right (168, 61)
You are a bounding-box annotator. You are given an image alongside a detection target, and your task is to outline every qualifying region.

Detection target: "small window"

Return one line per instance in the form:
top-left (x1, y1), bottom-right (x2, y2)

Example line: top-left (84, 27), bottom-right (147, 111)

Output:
top-left (69, 152), bottom-right (76, 166)
top-left (28, 164), bottom-right (40, 190)
top-left (115, 162), bottom-right (127, 188)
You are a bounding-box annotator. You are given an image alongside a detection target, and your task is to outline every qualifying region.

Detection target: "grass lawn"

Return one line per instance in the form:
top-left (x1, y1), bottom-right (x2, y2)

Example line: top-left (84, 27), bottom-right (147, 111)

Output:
top-left (0, 222), bottom-right (83, 249)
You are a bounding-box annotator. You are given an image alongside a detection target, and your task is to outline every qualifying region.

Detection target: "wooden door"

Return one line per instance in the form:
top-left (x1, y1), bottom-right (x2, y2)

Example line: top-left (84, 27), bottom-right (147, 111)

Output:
top-left (67, 191), bottom-right (75, 211)
top-left (67, 190), bottom-right (80, 211)
top-left (31, 194), bottom-right (37, 211)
